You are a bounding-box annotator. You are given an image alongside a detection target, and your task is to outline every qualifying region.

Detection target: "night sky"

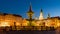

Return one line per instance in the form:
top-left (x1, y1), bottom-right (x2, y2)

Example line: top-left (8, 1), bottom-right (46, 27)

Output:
top-left (0, 0), bottom-right (60, 18)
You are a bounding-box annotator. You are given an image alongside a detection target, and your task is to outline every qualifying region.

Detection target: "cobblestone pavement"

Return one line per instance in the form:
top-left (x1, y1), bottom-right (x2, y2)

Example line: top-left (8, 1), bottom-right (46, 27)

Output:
top-left (0, 30), bottom-right (56, 34)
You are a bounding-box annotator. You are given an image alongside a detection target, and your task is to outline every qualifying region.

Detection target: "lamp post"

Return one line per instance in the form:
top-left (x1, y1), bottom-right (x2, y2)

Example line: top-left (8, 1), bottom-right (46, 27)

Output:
top-left (27, 4), bottom-right (34, 26)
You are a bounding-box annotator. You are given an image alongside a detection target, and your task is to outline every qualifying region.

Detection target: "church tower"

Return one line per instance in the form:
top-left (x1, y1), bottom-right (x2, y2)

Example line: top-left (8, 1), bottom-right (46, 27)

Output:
top-left (39, 9), bottom-right (44, 20)
top-left (47, 13), bottom-right (50, 18)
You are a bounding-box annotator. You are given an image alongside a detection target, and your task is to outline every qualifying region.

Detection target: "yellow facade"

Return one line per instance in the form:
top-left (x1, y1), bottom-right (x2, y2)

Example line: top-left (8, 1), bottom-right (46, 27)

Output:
top-left (0, 13), bottom-right (60, 29)
top-left (0, 14), bottom-right (22, 27)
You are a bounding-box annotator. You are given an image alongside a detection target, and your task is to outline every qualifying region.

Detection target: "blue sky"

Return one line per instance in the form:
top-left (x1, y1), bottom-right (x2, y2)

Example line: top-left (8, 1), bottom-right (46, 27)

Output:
top-left (0, 0), bottom-right (60, 18)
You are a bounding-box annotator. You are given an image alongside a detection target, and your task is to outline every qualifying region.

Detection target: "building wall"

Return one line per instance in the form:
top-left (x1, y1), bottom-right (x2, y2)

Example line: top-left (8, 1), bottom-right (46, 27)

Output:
top-left (0, 14), bottom-right (23, 27)
top-left (0, 13), bottom-right (60, 29)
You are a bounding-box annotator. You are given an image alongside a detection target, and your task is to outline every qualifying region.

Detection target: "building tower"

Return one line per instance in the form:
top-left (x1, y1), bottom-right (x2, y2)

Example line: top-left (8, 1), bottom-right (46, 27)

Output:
top-left (39, 9), bottom-right (44, 20)
top-left (47, 13), bottom-right (50, 18)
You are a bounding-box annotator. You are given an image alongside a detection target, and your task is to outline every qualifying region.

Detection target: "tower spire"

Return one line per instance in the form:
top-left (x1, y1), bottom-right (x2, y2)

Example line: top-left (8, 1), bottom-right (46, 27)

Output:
top-left (47, 13), bottom-right (50, 18)
top-left (27, 2), bottom-right (34, 18)
top-left (29, 2), bottom-right (32, 12)
top-left (41, 9), bottom-right (43, 12)
top-left (39, 9), bottom-right (44, 20)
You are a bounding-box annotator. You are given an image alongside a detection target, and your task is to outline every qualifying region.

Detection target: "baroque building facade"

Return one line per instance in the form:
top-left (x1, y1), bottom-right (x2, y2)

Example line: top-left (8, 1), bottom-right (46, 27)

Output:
top-left (0, 13), bottom-right (22, 27)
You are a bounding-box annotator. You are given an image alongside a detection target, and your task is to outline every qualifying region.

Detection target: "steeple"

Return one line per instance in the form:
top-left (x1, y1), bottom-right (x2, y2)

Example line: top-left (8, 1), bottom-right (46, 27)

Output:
top-left (41, 9), bottom-right (43, 12)
top-left (29, 2), bottom-right (32, 12)
top-left (39, 9), bottom-right (44, 20)
top-left (27, 3), bottom-right (34, 18)
top-left (47, 13), bottom-right (50, 18)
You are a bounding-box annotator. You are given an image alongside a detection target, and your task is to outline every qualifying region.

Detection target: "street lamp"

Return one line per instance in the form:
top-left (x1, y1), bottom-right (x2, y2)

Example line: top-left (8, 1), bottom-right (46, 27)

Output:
top-left (27, 4), bottom-right (34, 26)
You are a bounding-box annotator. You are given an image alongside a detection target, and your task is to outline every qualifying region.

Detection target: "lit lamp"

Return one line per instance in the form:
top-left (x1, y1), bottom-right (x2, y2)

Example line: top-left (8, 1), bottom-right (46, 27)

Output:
top-left (27, 4), bottom-right (34, 26)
